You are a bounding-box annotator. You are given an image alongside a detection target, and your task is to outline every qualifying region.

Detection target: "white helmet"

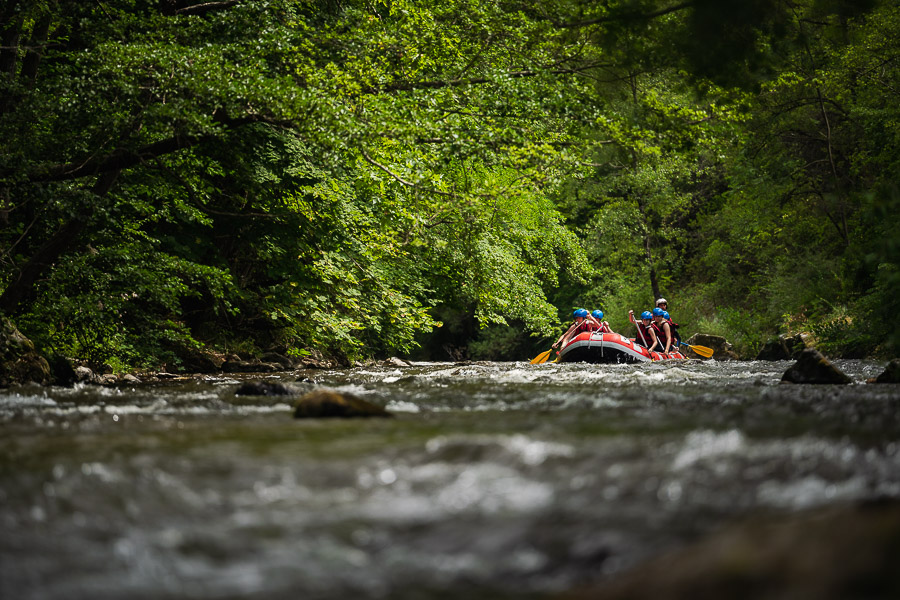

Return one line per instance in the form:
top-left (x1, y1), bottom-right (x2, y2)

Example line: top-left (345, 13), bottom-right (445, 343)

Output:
top-left (656, 298), bottom-right (667, 306)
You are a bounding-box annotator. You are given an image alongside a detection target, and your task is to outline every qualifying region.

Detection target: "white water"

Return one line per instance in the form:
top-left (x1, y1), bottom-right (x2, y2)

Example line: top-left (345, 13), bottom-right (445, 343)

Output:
top-left (1, 359), bottom-right (898, 599)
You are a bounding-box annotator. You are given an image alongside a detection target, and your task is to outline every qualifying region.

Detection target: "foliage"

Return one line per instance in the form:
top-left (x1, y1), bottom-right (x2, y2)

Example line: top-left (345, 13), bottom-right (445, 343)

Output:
top-left (0, 0), bottom-right (897, 365)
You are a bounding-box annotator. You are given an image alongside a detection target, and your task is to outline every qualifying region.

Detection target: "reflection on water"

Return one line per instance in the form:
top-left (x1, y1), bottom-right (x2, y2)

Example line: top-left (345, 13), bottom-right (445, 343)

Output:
top-left (1, 360), bottom-right (899, 599)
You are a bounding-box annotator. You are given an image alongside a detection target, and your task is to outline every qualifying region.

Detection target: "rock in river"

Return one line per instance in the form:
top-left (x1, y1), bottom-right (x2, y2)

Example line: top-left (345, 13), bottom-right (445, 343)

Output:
top-left (870, 358), bottom-right (900, 384)
top-left (781, 348), bottom-right (852, 384)
top-left (684, 333), bottom-right (739, 360)
top-left (293, 389), bottom-right (392, 419)
top-left (563, 500), bottom-right (900, 600)
top-left (756, 333), bottom-right (810, 361)
top-left (235, 381), bottom-right (294, 396)
top-left (0, 318), bottom-right (50, 386)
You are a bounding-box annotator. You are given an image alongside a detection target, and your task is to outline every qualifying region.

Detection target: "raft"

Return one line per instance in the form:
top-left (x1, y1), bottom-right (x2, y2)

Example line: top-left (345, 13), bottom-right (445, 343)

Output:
top-left (556, 331), bottom-right (685, 364)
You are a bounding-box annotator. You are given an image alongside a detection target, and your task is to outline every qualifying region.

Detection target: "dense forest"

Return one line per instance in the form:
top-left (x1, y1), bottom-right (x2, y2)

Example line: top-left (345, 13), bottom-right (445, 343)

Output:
top-left (1, 0), bottom-right (897, 370)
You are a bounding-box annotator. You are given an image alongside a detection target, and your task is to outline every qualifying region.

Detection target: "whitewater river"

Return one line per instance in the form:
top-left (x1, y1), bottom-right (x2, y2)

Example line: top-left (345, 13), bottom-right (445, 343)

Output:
top-left (1, 359), bottom-right (898, 599)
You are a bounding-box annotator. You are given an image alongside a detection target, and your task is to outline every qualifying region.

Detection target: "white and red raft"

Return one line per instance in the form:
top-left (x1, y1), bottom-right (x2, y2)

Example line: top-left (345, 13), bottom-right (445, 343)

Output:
top-left (556, 332), bottom-right (685, 364)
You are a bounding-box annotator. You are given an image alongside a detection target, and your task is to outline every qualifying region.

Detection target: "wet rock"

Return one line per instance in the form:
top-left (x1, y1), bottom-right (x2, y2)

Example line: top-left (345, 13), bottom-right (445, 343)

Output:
top-left (684, 333), bottom-right (739, 360)
top-left (120, 374), bottom-right (141, 385)
top-left (46, 354), bottom-right (78, 386)
top-left (383, 356), bottom-right (411, 367)
top-left (562, 500), bottom-right (900, 600)
top-left (756, 333), bottom-right (811, 361)
top-left (260, 352), bottom-right (294, 371)
top-left (235, 381), bottom-right (294, 396)
top-left (293, 389), bottom-right (392, 419)
top-left (0, 317), bottom-right (50, 386)
top-left (781, 348), bottom-right (852, 384)
top-left (173, 348), bottom-right (223, 374)
top-left (222, 360), bottom-right (279, 373)
top-left (74, 365), bottom-right (97, 384)
top-left (98, 374), bottom-right (118, 386)
top-left (870, 358), bottom-right (900, 384)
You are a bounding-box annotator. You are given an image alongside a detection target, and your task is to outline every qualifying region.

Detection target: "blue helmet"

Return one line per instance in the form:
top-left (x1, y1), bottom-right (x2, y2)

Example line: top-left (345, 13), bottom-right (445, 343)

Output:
top-left (574, 308), bottom-right (589, 318)
top-left (663, 311), bottom-right (670, 319)
top-left (641, 311), bottom-right (652, 320)
top-left (592, 310), bottom-right (603, 319)
top-left (652, 307), bottom-right (664, 317)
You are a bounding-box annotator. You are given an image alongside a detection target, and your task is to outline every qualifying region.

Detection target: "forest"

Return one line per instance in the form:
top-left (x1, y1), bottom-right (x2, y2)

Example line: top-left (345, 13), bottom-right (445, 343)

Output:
top-left (1, 0), bottom-right (898, 370)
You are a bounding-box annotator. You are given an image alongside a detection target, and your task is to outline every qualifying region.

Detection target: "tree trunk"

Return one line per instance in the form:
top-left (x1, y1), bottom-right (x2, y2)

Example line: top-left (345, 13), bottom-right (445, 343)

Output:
top-left (0, 170), bottom-right (119, 316)
top-left (644, 234), bottom-right (661, 301)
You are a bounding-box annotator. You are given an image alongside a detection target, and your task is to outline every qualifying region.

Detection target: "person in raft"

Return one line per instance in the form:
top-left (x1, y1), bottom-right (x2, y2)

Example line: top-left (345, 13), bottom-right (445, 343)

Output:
top-left (651, 307), bottom-right (674, 354)
top-left (656, 298), bottom-right (681, 345)
top-left (628, 309), bottom-right (659, 350)
top-left (552, 309), bottom-right (600, 350)
top-left (591, 310), bottom-right (612, 333)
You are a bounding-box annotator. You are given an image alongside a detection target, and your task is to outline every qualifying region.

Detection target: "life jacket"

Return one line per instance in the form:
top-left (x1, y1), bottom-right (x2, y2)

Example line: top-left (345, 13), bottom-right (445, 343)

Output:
top-left (573, 320), bottom-right (595, 335)
top-left (652, 320), bottom-right (672, 350)
top-left (635, 322), bottom-right (654, 347)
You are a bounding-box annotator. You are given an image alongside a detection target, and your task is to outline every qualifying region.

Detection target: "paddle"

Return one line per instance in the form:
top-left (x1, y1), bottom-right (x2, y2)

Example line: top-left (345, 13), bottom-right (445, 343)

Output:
top-left (679, 341), bottom-right (714, 358)
top-left (530, 349), bottom-right (553, 364)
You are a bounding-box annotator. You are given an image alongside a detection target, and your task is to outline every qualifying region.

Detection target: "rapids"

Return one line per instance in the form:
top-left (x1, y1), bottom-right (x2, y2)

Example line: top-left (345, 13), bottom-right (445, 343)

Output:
top-left (1, 359), bottom-right (898, 599)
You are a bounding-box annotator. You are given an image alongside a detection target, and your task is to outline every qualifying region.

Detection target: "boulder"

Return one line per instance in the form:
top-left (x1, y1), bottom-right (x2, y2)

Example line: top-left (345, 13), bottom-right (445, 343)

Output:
top-left (74, 366), bottom-right (98, 384)
top-left (781, 348), bottom-right (852, 384)
top-left (565, 500), bottom-right (900, 600)
top-left (46, 354), bottom-right (78, 386)
top-left (173, 349), bottom-right (223, 374)
top-left (260, 352), bottom-right (294, 371)
top-left (293, 389), bottom-right (392, 419)
top-left (684, 333), bottom-right (739, 360)
top-left (222, 360), bottom-right (279, 373)
top-left (0, 317), bottom-right (50, 386)
top-left (235, 381), bottom-right (294, 396)
top-left (756, 333), bottom-right (811, 361)
top-left (383, 356), bottom-right (411, 367)
top-left (870, 359), bottom-right (900, 384)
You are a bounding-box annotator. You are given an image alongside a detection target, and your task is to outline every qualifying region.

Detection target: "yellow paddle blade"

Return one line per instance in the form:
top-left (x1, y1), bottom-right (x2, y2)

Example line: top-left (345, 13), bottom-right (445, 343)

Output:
top-left (688, 344), bottom-right (715, 358)
top-left (530, 349), bottom-right (552, 364)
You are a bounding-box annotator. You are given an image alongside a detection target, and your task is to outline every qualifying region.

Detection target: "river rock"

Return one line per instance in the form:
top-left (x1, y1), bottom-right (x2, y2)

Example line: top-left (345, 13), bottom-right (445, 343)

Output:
top-left (260, 352), bottom-right (294, 370)
top-left (383, 356), bottom-right (411, 367)
top-left (756, 333), bottom-right (810, 361)
top-left (0, 317), bottom-right (51, 386)
top-left (781, 348), bottom-right (852, 384)
top-left (235, 381), bottom-right (294, 396)
top-left (563, 499), bottom-right (900, 600)
top-left (293, 389), bottom-right (392, 418)
top-left (74, 365), bottom-right (98, 384)
top-left (98, 374), bottom-right (118, 386)
top-left (684, 333), bottom-right (739, 360)
top-left (870, 358), bottom-right (900, 384)
top-left (222, 360), bottom-right (279, 373)
top-left (173, 348), bottom-right (223, 373)
top-left (46, 353), bottom-right (78, 386)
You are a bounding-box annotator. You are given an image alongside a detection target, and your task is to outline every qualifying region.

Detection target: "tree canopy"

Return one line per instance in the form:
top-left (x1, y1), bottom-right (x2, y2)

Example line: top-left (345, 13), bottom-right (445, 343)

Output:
top-left (1, 0), bottom-right (897, 367)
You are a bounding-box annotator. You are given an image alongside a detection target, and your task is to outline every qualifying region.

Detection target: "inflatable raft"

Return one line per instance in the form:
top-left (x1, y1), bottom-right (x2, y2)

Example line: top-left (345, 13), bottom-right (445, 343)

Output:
top-left (556, 331), bottom-right (685, 364)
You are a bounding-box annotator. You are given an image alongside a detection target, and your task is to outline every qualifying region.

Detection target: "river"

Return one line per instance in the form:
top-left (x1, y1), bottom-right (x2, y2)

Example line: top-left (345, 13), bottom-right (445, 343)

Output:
top-left (1, 359), bottom-right (898, 599)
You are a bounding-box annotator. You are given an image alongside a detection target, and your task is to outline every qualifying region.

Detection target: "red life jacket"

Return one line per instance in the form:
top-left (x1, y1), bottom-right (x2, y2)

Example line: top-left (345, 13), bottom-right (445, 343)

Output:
top-left (652, 321), bottom-right (672, 349)
top-left (573, 320), bottom-right (595, 335)
top-left (635, 322), bottom-right (654, 346)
